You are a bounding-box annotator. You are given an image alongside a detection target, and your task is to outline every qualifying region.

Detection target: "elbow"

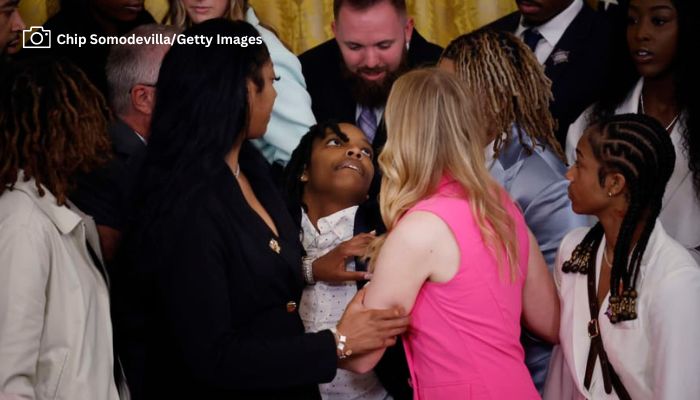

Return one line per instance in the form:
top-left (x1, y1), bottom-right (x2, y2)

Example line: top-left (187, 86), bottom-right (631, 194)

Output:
top-left (541, 325), bottom-right (560, 345)
top-left (352, 362), bottom-right (376, 375)
top-left (340, 355), bottom-right (380, 375)
top-left (522, 308), bottom-right (561, 345)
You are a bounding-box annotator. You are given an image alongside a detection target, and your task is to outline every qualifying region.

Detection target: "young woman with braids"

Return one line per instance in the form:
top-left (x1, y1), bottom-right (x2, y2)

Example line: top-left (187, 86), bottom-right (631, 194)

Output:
top-left (0, 60), bottom-right (120, 399)
top-left (565, 0), bottom-right (700, 261)
top-left (544, 114), bottom-right (700, 399)
top-left (439, 30), bottom-right (588, 392)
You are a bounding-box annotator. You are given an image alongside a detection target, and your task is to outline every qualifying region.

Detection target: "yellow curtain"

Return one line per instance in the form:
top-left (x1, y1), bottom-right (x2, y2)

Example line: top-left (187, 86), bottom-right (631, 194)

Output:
top-left (20, 0), bottom-right (522, 54)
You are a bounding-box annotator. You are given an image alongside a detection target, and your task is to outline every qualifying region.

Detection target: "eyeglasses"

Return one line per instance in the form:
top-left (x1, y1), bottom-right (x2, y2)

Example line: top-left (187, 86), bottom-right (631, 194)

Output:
top-left (128, 83), bottom-right (156, 94)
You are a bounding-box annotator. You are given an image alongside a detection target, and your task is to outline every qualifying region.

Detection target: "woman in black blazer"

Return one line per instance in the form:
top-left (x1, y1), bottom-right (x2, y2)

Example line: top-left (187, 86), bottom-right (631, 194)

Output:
top-left (113, 19), bottom-right (408, 400)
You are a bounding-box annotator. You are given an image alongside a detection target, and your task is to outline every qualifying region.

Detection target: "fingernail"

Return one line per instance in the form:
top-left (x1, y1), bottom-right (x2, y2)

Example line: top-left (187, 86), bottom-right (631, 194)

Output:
top-left (364, 273), bottom-right (373, 280)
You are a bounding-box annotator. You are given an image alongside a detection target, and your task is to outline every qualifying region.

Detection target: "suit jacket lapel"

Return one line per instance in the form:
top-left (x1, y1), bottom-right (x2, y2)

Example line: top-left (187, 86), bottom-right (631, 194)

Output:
top-left (240, 143), bottom-right (304, 285)
top-left (544, 6), bottom-right (594, 84)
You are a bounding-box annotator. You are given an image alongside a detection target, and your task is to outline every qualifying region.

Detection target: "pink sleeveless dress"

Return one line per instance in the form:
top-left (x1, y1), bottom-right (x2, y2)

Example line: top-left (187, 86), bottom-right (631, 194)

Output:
top-left (403, 176), bottom-right (538, 399)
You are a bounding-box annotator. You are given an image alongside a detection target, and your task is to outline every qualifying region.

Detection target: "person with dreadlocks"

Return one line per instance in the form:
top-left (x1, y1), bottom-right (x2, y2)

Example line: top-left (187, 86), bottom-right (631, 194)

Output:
top-left (566, 0), bottom-right (700, 262)
top-left (0, 59), bottom-right (120, 399)
top-left (439, 29), bottom-right (587, 392)
top-left (544, 114), bottom-right (700, 399)
top-left (283, 121), bottom-right (401, 399)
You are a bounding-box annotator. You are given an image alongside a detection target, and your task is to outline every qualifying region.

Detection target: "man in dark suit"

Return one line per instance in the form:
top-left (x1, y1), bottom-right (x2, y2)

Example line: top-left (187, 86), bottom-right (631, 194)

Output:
top-left (299, 0), bottom-right (442, 154)
top-left (70, 24), bottom-right (177, 265)
top-left (488, 0), bottom-right (613, 149)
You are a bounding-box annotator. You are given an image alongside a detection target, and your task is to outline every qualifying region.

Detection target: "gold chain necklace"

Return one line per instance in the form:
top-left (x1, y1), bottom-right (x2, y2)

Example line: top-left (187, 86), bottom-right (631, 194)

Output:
top-left (640, 94), bottom-right (680, 132)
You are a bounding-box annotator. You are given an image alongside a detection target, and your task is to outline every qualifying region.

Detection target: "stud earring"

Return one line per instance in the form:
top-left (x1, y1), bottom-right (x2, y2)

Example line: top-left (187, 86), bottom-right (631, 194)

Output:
top-left (608, 191), bottom-right (613, 198)
top-left (300, 173), bottom-right (308, 182)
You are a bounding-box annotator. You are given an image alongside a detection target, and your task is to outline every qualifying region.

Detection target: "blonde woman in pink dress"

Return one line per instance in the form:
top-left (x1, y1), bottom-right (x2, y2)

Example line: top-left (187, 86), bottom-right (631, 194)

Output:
top-left (343, 69), bottom-right (560, 399)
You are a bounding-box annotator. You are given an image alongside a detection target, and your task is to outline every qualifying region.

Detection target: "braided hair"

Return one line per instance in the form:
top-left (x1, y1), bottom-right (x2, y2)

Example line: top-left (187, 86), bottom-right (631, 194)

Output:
top-left (441, 28), bottom-right (564, 161)
top-left (563, 113), bottom-right (676, 323)
top-left (283, 120), bottom-right (350, 210)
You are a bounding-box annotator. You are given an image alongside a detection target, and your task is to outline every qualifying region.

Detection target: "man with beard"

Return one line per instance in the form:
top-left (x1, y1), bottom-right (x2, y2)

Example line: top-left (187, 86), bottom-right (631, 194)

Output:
top-left (488, 0), bottom-right (613, 151)
top-left (0, 0), bottom-right (25, 58)
top-left (299, 0), bottom-right (441, 155)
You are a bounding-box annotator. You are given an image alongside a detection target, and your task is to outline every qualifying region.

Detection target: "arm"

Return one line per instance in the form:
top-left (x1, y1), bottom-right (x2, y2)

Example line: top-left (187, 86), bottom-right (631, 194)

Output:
top-left (156, 207), bottom-right (337, 390)
top-left (344, 211), bottom-right (458, 373)
top-left (156, 205), bottom-right (407, 391)
top-left (521, 230), bottom-right (560, 344)
top-left (0, 224), bottom-right (50, 399)
top-left (649, 265), bottom-right (700, 398)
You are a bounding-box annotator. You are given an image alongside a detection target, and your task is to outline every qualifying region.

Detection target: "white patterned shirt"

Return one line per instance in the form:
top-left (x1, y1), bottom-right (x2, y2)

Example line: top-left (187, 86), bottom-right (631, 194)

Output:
top-left (299, 206), bottom-right (387, 400)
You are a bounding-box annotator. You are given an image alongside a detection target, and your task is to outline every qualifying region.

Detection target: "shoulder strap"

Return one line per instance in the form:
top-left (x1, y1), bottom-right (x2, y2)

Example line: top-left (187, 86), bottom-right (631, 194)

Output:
top-left (583, 239), bottom-right (631, 400)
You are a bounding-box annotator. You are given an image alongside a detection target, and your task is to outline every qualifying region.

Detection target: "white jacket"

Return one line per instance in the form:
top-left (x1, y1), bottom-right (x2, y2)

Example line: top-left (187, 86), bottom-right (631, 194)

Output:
top-left (0, 174), bottom-right (119, 400)
top-left (544, 222), bottom-right (700, 399)
top-left (565, 79), bottom-right (700, 262)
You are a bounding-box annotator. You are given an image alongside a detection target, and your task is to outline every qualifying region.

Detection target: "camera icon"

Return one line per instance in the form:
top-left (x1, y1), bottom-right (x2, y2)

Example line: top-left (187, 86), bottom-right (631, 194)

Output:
top-left (23, 26), bottom-right (52, 49)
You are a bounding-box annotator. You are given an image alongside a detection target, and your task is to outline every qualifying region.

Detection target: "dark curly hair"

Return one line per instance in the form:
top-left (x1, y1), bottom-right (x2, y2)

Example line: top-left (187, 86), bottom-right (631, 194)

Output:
top-left (591, 0), bottom-right (699, 199)
top-left (0, 58), bottom-right (112, 206)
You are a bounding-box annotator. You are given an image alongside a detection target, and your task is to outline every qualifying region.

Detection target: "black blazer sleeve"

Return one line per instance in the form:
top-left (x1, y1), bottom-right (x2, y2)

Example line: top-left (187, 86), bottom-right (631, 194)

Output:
top-left (144, 175), bottom-right (337, 392)
top-left (155, 201), bottom-right (337, 391)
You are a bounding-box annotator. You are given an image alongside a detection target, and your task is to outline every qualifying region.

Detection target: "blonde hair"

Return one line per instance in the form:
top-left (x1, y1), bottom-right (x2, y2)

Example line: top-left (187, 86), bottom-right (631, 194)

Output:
top-left (372, 68), bottom-right (519, 281)
top-left (165, 0), bottom-right (246, 27)
top-left (441, 29), bottom-right (564, 161)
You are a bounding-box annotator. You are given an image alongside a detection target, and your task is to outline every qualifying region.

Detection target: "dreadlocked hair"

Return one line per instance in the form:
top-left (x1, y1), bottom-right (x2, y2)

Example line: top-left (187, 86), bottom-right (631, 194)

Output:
top-left (0, 59), bottom-right (112, 206)
top-left (565, 113), bottom-right (675, 323)
top-left (283, 120), bottom-right (350, 210)
top-left (441, 28), bottom-right (564, 162)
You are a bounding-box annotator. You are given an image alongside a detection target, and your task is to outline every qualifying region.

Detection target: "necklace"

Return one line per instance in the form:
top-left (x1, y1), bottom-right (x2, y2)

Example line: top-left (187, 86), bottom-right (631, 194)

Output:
top-left (233, 163), bottom-right (241, 178)
top-left (603, 247), bottom-right (612, 267)
top-left (639, 94), bottom-right (680, 132)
